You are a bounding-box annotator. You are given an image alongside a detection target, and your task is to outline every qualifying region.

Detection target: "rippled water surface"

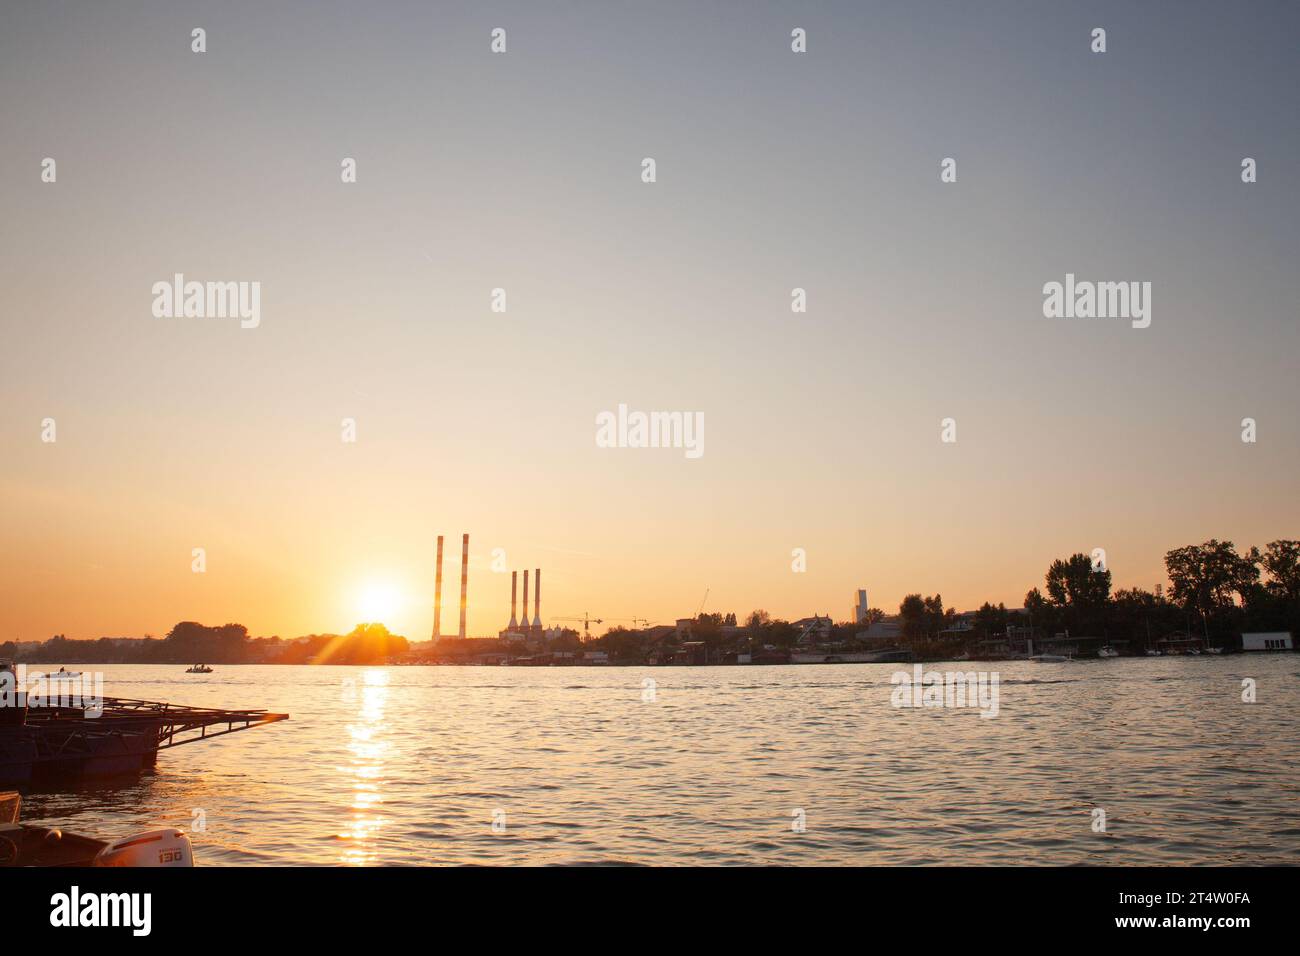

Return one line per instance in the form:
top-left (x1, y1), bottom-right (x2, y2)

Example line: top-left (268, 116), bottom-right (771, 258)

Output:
top-left (20, 659), bottom-right (1300, 865)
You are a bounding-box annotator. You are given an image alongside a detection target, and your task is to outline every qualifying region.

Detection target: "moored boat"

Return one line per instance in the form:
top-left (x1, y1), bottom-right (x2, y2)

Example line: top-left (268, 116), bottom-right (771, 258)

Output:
top-left (0, 791), bottom-right (193, 867)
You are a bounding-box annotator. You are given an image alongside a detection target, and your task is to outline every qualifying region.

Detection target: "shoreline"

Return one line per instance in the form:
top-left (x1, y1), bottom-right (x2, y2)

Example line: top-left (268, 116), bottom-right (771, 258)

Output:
top-left (10, 651), bottom-right (1292, 669)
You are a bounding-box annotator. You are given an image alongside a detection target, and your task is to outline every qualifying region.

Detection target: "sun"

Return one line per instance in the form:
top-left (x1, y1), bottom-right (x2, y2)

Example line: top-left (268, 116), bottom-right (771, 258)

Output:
top-left (354, 581), bottom-right (400, 624)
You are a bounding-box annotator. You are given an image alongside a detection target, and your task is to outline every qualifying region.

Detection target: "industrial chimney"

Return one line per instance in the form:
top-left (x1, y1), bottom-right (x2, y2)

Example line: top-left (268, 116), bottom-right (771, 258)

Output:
top-left (432, 535), bottom-right (444, 639)
top-left (509, 570), bottom-right (518, 629)
top-left (521, 570), bottom-right (529, 632)
top-left (532, 568), bottom-right (541, 629)
top-left (457, 533), bottom-right (469, 639)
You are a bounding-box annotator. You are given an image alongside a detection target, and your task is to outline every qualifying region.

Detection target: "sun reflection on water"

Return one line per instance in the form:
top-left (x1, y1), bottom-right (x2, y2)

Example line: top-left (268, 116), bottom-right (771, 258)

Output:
top-left (339, 668), bottom-right (389, 865)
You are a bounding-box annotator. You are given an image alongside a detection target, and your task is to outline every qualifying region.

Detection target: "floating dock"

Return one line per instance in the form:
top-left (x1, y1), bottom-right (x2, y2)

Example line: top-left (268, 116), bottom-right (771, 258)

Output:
top-left (0, 696), bottom-right (288, 789)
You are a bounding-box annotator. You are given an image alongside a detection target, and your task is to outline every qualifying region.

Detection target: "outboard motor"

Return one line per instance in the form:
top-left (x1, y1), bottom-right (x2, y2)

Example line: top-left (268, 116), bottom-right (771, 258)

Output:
top-left (94, 828), bottom-right (194, 867)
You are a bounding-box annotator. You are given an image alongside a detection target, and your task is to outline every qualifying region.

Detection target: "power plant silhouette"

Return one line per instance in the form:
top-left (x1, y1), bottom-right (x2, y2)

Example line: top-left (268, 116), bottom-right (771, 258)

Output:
top-left (430, 534), bottom-right (544, 640)
top-left (430, 533), bottom-right (471, 640)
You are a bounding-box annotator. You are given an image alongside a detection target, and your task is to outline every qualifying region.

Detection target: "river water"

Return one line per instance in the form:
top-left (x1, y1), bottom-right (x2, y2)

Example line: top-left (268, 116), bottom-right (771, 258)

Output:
top-left (18, 658), bottom-right (1300, 865)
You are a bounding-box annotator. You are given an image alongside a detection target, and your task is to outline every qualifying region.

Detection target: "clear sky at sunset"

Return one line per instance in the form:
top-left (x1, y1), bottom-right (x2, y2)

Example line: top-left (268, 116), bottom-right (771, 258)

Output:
top-left (2, 1), bottom-right (1297, 642)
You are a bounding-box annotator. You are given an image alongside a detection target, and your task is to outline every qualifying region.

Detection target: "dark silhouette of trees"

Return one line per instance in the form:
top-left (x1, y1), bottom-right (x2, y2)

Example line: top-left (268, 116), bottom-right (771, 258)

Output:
top-left (1164, 540), bottom-right (1261, 641)
top-left (1260, 540), bottom-right (1300, 599)
top-left (5, 539), bottom-right (1296, 666)
top-left (1043, 553), bottom-right (1112, 635)
top-left (974, 601), bottom-right (1010, 638)
top-left (899, 594), bottom-right (926, 642)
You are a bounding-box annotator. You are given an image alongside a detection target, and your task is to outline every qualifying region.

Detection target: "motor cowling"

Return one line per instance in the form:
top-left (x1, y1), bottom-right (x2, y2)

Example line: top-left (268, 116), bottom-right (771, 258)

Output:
top-left (94, 828), bottom-right (194, 867)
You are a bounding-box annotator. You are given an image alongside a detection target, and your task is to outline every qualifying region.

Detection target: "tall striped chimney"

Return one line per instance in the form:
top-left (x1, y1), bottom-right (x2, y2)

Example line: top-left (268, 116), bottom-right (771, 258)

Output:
top-left (509, 570), bottom-right (518, 629)
top-left (457, 533), bottom-right (469, 638)
top-left (532, 568), bottom-right (541, 628)
top-left (432, 535), bottom-right (444, 639)
top-left (521, 570), bottom-right (529, 632)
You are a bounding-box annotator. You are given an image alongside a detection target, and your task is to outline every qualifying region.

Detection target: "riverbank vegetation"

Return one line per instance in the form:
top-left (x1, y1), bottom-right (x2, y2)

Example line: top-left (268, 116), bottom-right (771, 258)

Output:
top-left (3, 539), bottom-right (1295, 665)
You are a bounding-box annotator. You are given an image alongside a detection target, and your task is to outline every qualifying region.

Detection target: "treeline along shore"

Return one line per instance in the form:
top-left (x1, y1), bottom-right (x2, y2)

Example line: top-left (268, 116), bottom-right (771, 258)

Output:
top-left (1, 622), bottom-right (407, 666)
top-left (4, 540), bottom-right (1298, 667)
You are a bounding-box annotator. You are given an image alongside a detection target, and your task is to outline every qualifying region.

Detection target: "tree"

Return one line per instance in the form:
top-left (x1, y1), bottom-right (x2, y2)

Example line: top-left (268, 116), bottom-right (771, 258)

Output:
top-left (1022, 587), bottom-right (1056, 638)
top-left (1164, 540), bottom-right (1261, 642)
top-left (1044, 554), bottom-right (1112, 609)
top-left (974, 601), bottom-right (1009, 638)
top-left (1261, 540), bottom-right (1300, 600)
top-left (765, 619), bottom-right (799, 647)
top-left (922, 594), bottom-right (953, 639)
top-left (1043, 553), bottom-right (1112, 635)
top-left (899, 594), bottom-right (926, 642)
top-left (595, 626), bottom-right (644, 662)
top-left (1164, 540), bottom-right (1258, 618)
top-left (1110, 587), bottom-right (1178, 648)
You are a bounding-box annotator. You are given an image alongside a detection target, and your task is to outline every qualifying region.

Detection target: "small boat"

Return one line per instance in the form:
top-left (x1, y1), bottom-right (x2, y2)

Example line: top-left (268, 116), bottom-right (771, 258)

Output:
top-left (47, 669), bottom-right (83, 680)
top-left (1186, 648), bottom-right (1202, 656)
top-left (185, 664), bottom-right (213, 674)
top-left (1, 791), bottom-right (194, 867)
top-left (1097, 646), bottom-right (1119, 658)
top-left (1145, 649), bottom-right (1162, 656)
top-left (1206, 646), bottom-right (1224, 655)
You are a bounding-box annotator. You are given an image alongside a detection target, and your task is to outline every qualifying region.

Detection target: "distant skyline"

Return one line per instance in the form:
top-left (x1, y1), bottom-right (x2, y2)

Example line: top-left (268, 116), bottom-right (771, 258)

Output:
top-left (2, 1), bottom-right (1297, 642)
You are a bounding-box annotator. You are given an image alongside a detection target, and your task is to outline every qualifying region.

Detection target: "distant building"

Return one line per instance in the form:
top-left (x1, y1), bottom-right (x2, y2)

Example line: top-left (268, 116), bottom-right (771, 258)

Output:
top-left (858, 619), bottom-right (902, 646)
top-left (853, 589), bottom-right (869, 624)
top-left (1241, 632), bottom-right (1293, 651)
top-left (793, 615), bottom-right (833, 644)
top-left (937, 615), bottom-right (977, 641)
top-left (673, 642), bottom-right (709, 666)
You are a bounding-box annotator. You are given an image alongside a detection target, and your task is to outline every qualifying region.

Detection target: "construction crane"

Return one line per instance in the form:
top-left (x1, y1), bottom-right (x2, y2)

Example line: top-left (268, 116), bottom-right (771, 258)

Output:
top-left (553, 614), bottom-right (604, 642)
top-left (696, 588), bottom-right (710, 618)
top-left (605, 617), bottom-right (656, 629)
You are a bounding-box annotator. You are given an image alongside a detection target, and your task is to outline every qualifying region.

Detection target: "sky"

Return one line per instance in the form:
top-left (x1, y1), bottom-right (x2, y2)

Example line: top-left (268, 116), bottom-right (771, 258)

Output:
top-left (1, 1), bottom-right (1297, 642)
